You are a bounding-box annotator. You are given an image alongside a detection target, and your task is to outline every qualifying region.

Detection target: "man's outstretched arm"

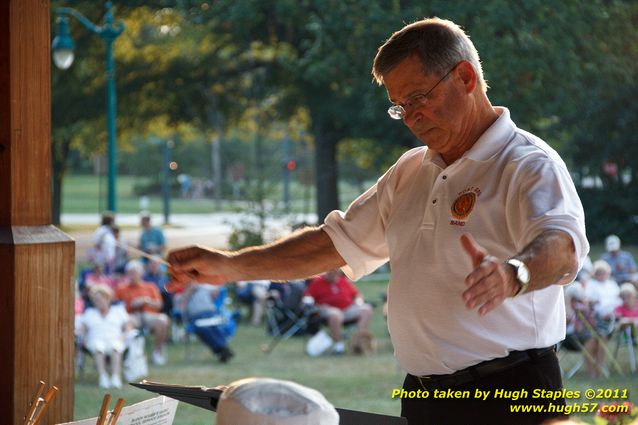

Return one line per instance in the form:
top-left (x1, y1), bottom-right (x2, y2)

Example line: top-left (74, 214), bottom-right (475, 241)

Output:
top-left (167, 225), bottom-right (346, 290)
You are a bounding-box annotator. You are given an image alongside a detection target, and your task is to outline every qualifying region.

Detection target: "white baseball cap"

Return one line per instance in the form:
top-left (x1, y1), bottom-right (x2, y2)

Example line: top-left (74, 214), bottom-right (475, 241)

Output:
top-left (216, 378), bottom-right (339, 425)
top-left (605, 234), bottom-right (621, 252)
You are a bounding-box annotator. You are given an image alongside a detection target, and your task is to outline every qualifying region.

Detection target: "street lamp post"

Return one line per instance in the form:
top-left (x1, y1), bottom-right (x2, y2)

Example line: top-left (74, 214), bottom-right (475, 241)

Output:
top-left (150, 137), bottom-right (175, 225)
top-left (52, 1), bottom-right (124, 212)
top-left (282, 135), bottom-right (292, 213)
top-left (162, 140), bottom-right (174, 225)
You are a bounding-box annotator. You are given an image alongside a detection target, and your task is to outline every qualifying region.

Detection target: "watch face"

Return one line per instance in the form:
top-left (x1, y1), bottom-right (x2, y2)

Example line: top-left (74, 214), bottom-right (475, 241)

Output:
top-left (508, 259), bottom-right (530, 286)
top-left (518, 266), bottom-right (530, 284)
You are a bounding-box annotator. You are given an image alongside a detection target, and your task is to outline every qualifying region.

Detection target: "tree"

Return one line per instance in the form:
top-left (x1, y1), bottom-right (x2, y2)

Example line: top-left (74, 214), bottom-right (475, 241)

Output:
top-left (560, 0), bottom-right (638, 186)
top-left (201, 0), bottom-right (638, 218)
top-left (51, 1), bottom-right (114, 223)
top-left (52, 0), bottom-right (638, 232)
top-left (198, 0), bottom-right (421, 219)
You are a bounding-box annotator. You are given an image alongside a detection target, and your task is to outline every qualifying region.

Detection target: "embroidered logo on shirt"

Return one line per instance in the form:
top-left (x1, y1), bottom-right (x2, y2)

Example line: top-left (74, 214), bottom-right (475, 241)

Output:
top-left (450, 187), bottom-right (481, 226)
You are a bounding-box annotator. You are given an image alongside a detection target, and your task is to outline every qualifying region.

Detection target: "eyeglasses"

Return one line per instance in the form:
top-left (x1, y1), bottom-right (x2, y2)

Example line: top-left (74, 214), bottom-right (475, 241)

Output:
top-left (387, 65), bottom-right (457, 120)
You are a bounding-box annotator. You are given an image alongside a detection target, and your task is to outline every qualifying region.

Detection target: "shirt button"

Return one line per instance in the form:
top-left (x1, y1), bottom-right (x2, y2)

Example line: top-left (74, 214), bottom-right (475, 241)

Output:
top-left (442, 175), bottom-right (447, 180)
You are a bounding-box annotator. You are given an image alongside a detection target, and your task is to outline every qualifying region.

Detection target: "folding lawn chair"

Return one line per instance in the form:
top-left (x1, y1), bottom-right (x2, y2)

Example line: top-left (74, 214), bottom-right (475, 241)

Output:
top-left (261, 281), bottom-right (319, 354)
top-left (612, 319), bottom-right (637, 374)
top-left (559, 310), bottom-right (624, 378)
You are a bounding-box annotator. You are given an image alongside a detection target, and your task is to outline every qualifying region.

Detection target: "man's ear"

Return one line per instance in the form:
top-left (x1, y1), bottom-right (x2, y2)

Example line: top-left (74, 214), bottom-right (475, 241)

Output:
top-left (457, 61), bottom-right (477, 93)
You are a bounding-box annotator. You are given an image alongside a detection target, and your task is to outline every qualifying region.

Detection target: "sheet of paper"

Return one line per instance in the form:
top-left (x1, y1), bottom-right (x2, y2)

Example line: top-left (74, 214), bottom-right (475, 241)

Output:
top-left (57, 396), bottom-right (178, 425)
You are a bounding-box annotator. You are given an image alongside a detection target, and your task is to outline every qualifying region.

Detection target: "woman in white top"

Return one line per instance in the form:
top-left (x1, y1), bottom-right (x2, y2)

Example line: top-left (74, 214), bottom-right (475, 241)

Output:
top-left (79, 284), bottom-right (132, 389)
top-left (585, 261), bottom-right (621, 325)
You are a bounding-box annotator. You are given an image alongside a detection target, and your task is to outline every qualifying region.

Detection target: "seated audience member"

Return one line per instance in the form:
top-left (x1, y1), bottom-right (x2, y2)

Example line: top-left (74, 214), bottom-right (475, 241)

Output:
top-left (615, 282), bottom-right (638, 323)
top-left (78, 284), bottom-right (132, 389)
top-left (144, 259), bottom-right (173, 316)
top-left (235, 280), bottom-right (271, 326)
top-left (116, 261), bottom-right (170, 365)
top-left (586, 260), bottom-right (622, 323)
top-left (615, 283), bottom-right (638, 347)
top-left (583, 260), bottom-right (622, 377)
top-left (563, 283), bottom-right (594, 350)
top-left (80, 262), bottom-right (116, 309)
top-left (178, 283), bottom-right (236, 363)
top-left (600, 234), bottom-right (638, 285)
top-left (304, 270), bottom-right (373, 354)
top-left (84, 262), bottom-right (116, 291)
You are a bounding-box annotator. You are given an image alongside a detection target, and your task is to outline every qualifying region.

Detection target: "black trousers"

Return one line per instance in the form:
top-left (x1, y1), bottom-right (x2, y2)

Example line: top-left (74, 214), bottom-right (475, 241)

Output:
top-left (401, 350), bottom-right (567, 425)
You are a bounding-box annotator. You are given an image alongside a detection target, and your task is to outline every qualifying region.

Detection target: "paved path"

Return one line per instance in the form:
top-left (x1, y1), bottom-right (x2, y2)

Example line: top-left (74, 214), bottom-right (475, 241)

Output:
top-left (63, 212), bottom-right (317, 264)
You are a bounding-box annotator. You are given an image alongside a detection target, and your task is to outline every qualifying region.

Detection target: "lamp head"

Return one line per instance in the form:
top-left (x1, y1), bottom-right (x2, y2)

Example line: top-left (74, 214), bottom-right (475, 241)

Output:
top-left (52, 16), bottom-right (75, 70)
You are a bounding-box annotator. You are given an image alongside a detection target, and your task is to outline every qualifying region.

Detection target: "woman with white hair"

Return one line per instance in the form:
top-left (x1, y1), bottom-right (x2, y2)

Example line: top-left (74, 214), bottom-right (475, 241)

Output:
top-left (79, 284), bottom-right (132, 388)
top-left (614, 284), bottom-right (638, 353)
top-left (585, 260), bottom-right (622, 319)
top-left (615, 282), bottom-right (638, 322)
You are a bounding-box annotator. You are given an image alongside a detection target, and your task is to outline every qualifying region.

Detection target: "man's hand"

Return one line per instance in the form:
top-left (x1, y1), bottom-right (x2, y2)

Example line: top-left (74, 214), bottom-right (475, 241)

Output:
top-left (460, 233), bottom-right (518, 316)
top-left (166, 245), bottom-right (233, 292)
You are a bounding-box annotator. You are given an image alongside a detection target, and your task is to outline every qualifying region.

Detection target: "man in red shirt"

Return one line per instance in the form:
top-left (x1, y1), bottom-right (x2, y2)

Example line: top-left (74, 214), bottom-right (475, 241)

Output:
top-left (116, 261), bottom-right (170, 365)
top-left (305, 270), bottom-right (373, 354)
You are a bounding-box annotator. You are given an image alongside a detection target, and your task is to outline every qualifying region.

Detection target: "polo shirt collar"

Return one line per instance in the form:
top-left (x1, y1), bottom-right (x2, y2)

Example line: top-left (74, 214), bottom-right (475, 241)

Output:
top-left (462, 106), bottom-right (516, 162)
top-left (423, 106), bottom-right (516, 167)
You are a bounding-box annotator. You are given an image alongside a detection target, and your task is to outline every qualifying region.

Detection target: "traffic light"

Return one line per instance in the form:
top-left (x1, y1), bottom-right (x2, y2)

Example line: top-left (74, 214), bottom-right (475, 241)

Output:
top-left (285, 160), bottom-right (297, 171)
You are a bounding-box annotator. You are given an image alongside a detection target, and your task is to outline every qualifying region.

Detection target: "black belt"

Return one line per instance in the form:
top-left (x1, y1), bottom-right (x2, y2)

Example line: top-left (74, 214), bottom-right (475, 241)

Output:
top-left (412, 346), bottom-right (556, 390)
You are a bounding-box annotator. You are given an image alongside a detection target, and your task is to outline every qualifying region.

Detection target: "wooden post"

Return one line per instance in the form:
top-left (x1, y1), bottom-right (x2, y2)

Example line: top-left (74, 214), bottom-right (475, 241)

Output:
top-left (0, 0), bottom-right (76, 423)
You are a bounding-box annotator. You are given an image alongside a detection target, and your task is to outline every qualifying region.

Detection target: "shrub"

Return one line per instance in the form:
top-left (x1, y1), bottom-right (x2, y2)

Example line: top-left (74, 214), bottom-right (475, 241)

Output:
top-left (578, 186), bottom-right (638, 244)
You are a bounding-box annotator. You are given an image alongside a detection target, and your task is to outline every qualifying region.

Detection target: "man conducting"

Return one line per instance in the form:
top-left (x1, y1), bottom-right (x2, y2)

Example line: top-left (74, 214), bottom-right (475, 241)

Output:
top-left (168, 18), bottom-right (588, 425)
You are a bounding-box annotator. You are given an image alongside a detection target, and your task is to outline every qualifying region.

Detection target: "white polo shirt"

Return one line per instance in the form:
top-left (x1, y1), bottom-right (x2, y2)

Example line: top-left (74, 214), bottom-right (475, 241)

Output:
top-left (324, 107), bottom-right (589, 376)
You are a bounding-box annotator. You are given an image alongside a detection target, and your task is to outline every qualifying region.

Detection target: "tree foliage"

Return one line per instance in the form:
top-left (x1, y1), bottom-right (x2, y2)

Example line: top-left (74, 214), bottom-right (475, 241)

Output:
top-left (52, 0), bottom-right (638, 233)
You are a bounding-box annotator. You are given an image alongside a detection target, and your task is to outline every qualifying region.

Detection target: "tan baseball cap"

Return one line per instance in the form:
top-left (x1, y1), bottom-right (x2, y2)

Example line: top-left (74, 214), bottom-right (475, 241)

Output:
top-left (216, 377), bottom-right (339, 425)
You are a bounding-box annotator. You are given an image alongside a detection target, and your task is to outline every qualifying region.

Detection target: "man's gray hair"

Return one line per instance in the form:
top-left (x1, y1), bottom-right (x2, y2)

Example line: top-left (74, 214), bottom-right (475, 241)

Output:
top-left (372, 17), bottom-right (487, 92)
top-left (126, 260), bottom-right (145, 275)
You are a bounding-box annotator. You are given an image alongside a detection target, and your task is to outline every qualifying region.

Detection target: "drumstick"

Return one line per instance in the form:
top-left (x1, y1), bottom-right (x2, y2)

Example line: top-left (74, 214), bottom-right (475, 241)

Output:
top-left (23, 381), bottom-right (46, 425)
top-left (108, 398), bottom-right (125, 424)
top-left (30, 386), bottom-right (58, 425)
top-left (96, 394), bottom-right (112, 425)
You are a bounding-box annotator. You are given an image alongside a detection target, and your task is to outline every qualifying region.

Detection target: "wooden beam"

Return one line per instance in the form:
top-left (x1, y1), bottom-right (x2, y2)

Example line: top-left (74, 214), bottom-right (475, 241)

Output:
top-left (0, 1), bottom-right (75, 423)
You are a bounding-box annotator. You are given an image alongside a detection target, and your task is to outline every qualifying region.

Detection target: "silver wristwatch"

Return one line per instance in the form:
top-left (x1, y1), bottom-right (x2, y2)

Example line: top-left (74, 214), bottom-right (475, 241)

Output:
top-left (506, 258), bottom-right (530, 296)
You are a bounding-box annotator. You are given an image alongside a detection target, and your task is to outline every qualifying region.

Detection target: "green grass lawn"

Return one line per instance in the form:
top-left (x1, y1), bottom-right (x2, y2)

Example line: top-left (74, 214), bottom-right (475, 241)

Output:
top-left (73, 278), bottom-right (638, 424)
top-left (63, 175), bottom-right (231, 214)
top-left (74, 279), bottom-right (402, 424)
top-left (61, 174), bottom-right (366, 215)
